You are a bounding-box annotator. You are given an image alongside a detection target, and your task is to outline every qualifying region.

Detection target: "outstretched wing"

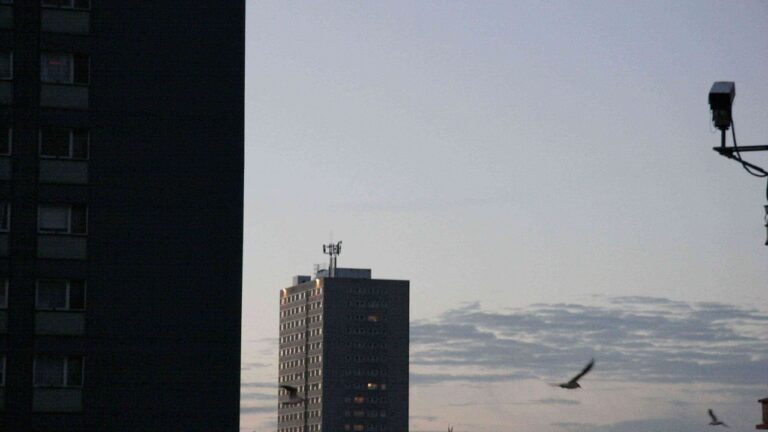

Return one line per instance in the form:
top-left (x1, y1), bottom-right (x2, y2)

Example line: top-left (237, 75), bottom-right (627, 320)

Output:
top-left (568, 359), bottom-right (594, 384)
top-left (708, 409), bottom-right (718, 422)
top-left (280, 385), bottom-right (298, 397)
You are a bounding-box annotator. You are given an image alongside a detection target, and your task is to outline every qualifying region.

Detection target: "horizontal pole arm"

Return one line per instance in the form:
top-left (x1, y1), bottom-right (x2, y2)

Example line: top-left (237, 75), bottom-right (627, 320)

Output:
top-left (712, 148), bottom-right (768, 176)
top-left (713, 145), bottom-right (768, 154)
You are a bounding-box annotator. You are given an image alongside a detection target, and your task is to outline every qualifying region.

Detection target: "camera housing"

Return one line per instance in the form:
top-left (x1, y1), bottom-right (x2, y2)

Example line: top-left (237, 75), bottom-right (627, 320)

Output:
top-left (709, 81), bottom-right (736, 131)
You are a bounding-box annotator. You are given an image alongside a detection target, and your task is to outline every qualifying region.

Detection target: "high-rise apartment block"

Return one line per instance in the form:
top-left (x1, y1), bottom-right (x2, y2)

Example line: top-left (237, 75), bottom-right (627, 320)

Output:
top-left (278, 267), bottom-right (409, 432)
top-left (0, 2), bottom-right (244, 430)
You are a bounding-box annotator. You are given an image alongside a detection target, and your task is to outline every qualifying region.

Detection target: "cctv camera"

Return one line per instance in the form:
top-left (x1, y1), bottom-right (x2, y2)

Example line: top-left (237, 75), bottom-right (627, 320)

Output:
top-left (709, 81), bottom-right (735, 131)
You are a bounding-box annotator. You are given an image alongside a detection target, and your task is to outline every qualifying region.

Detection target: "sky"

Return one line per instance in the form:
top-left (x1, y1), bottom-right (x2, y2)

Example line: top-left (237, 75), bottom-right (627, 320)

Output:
top-left (241, 1), bottom-right (768, 431)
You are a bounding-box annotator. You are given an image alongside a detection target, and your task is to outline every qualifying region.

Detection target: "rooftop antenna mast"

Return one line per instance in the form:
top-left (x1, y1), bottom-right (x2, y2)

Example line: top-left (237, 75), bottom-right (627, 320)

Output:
top-left (322, 241), bottom-right (342, 277)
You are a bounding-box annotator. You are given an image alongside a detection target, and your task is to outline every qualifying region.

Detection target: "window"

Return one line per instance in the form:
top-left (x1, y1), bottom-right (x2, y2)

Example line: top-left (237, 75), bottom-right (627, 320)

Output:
top-left (41, 0), bottom-right (90, 9)
top-left (39, 128), bottom-right (89, 159)
top-left (0, 51), bottom-right (11, 80)
top-left (41, 53), bottom-right (89, 84)
top-left (1, 128), bottom-right (11, 155)
top-left (0, 279), bottom-right (7, 309)
top-left (36, 279), bottom-right (86, 311)
top-left (0, 202), bottom-right (9, 232)
top-left (33, 355), bottom-right (84, 387)
top-left (0, 278), bottom-right (6, 309)
top-left (38, 204), bottom-right (87, 234)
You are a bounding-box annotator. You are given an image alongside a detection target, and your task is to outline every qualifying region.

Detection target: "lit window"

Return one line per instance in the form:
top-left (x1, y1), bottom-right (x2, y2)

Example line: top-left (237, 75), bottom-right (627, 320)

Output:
top-left (0, 51), bottom-right (11, 80)
top-left (0, 278), bottom-right (7, 309)
top-left (38, 204), bottom-right (87, 234)
top-left (367, 383), bottom-right (378, 390)
top-left (353, 425), bottom-right (364, 432)
top-left (0, 127), bottom-right (10, 155)
top-left (40, 127), bottom-right (89, 159)
top-left (33, 355), bottom-right (84, 387)
top-left (367, 314), bottom-right (379, 322)
top-left (41, 0), bottom-right (90, 10)
top-left (0, 202), bottom-right (9, 232)
top-left (353, 395), bottom-right (365, 404)
top-left (41, 53), bottom-right (89, 84)
top-left (36, 279), bottom-right (86, 311)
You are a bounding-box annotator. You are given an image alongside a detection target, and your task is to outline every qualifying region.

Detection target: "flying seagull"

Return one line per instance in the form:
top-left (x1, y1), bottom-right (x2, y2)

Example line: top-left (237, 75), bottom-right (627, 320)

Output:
top-left (554, 359), bottom-right (595, 389)
top-left (279, 385), bottom-right (305, 405)
top-left (448, 427), bottom-right (453, 432)
top-left (708, 409), bottom-right (729, 427)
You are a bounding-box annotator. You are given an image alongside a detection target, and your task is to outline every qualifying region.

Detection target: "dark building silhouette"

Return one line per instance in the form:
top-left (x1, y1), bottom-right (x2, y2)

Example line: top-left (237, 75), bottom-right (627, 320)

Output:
top-left (0, 2), bottom-right (244, 430)
top-left (278, 268), bottom-right (409, 432)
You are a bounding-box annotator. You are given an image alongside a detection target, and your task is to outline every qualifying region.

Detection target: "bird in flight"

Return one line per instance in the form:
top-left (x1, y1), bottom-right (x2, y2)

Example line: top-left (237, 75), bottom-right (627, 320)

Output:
top-left (708, 409), bottom-right (729, 427)
top-left (448, 427), bottom-right (453, 432)
top-left (554, 359), bottom-right (594, 389)
top-left (279, 385), bottom-right (305, 405)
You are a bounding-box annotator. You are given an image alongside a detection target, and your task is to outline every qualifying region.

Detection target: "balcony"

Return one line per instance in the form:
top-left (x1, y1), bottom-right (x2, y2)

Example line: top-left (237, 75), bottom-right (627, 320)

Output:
top-left (40, 84), bottom-right (88, 109)
top-left (33, 388), bottom-right (82, 412)
top-left (35, 311), bottom-right (85, 335)
top-left (41, 9), bottom-right (89, 35)
top-left (39, 159), bottom-right (88, 184)
top-left (37, 235), bottom-right (87, 259)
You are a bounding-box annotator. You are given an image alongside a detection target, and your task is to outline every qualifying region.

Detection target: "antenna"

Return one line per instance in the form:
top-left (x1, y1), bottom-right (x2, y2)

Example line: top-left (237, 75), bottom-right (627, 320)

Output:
top-left (322, 241), bottom-right (342, 277)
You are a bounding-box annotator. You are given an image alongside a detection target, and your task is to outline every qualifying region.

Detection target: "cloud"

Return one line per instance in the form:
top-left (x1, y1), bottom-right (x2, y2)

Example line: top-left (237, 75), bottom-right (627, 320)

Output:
top-left (411, 371), bottom-right (533, 385)
top-left (241, 381), bottom-right (274, 389)
top-left (553, 417), bottom-right (709, 432)
top-left (241, 361), bottom-right (271, 371)
top-left (410, 296), bottom-right (768, 387)
top-left (535, 398), bottom-right (581, 406)
top-left (240, 405), bottom-right (276, 414)
top-left (410, 415), bottom-right (439, 422)
top-left (241, 391), bottom-right (274, 401)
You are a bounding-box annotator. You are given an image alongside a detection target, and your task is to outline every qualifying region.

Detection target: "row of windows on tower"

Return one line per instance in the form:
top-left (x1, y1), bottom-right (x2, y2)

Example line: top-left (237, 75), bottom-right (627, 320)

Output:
top-left (280, 314), bottom-right (322, 330)
top-left (279, 387), bottom-right (322, 399)
top-left (280, 342), bottom-right (322, 356)
top-left (0, 279), bottom-right (86, 310)
top-left (281, 300), bottom-right (323, 317)
top-left (343, 424), bottom-right (389, 432)
top-left (345, 395), bottom-right (387, 405)
top-left (279, 375), bottom-right (324, 387)
top-left (0, 355), bottom-right (85, 388)
top-left (0, 52), bottom-right (90, 85)
top-left (279, 358), bottom-right (322, 370)
top-left (278, 424), bottom-right (321, 432)
top-left (346, 327), bottom-right (386, 336)
top-left (0, 1), bottom-right (91, 9)
top-left (0, 127), bottom-right (90, 159)
top-left (342, 369), bottom-right (388, 377)
top-left (348, 300), bottom-right (389, 308)
top-left (343, 409), bottom-right (388, 418)
top-left (0, 203), bottom-right (88, 234)
top-left (280, 327), bottom-right (322, 343)
top-left (281, 288), bottom-right (322, 305)
top-left (279, 410), bottom-right (322, 422)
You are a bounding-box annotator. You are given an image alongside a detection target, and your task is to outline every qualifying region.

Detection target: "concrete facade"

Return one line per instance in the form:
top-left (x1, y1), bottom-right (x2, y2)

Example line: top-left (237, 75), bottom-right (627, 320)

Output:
top-left (0, 2), bottom-right (244, 430)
